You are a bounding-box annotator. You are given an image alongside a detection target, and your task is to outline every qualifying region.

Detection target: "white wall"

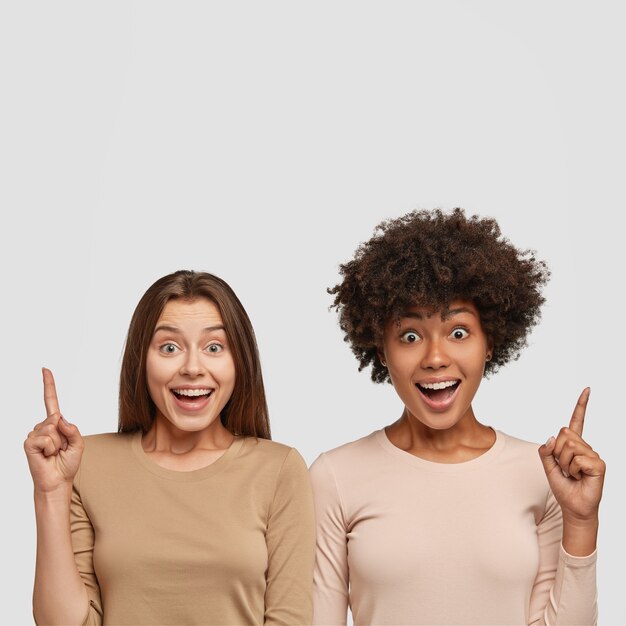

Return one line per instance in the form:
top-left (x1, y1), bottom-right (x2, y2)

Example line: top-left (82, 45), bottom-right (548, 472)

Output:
top-left (2, 1), bottom-right (623, 623)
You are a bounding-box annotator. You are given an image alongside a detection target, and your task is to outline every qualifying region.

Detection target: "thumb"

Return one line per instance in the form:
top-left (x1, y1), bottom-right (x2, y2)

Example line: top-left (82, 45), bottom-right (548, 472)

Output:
top-left (57, 415), bottom-right (82, 446)
top-left (538, 436), bottom-right (559, 476)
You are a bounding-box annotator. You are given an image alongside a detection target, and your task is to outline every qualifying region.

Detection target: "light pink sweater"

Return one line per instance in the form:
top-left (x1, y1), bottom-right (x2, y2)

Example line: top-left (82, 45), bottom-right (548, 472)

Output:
top-left (310, 429), bottom-right (597, 626)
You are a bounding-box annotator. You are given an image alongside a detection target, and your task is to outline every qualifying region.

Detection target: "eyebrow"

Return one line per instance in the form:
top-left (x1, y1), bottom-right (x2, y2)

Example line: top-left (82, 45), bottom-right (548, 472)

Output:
top-left (401, 307), bottom-right (477, 321)
top-left (153, 324), bottom-right (226, 335)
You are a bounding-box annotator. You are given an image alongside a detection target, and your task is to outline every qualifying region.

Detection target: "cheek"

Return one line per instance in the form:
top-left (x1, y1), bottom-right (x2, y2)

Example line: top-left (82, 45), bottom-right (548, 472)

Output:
top-left (145, 353), bottom-right (171, 389)
top-left (203, 353), bottom-right (237, 387)
top-left (218, 356), bottom-right (237, 387)
top-left (386, 348), bottom-right (418, 378)
top-left (461, 350), bottom-right (488, 381)
top-left (386, 355), bottom-right (417, 395)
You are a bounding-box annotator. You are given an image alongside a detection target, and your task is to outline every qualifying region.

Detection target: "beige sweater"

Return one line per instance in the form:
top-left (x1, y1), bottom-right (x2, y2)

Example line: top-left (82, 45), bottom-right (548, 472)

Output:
top-left (310, 429), bottom-right (597, 626)
top-left (71, 432), bottom-right (315, 625)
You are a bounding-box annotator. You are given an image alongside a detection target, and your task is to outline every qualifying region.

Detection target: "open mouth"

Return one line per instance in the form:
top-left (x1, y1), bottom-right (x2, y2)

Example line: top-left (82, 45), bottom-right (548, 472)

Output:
top-left (415, 380), bottom-right (460, 408)
top-left (171, 388), bottom-right (213, 404)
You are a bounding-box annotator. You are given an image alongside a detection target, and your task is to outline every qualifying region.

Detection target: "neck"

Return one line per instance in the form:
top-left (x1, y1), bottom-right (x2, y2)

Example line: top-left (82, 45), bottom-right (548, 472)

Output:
top-left (386, 406), bottom-right (495, 463)
top-left (142, 415), bottom-right (234, 455)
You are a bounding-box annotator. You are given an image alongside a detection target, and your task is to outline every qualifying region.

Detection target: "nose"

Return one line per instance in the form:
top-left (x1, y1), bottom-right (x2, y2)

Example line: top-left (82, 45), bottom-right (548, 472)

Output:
top-left (420, 336), bottom-right (450, 370)
top-left (179, 349), bottom-right (205, 377)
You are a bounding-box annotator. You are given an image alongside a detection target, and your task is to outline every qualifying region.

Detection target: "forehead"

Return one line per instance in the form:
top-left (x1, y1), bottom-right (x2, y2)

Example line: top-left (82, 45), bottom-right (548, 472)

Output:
top-left (156, 298), bottom-right (224, 327)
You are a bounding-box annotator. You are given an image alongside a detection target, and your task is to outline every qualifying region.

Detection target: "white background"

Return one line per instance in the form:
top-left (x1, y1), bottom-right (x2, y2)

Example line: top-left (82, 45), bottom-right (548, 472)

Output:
top-left (1, 1), bottom-right (624, 624)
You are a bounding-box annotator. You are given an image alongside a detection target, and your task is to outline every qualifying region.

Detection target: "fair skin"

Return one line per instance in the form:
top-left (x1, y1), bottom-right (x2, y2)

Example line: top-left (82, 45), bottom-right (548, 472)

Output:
top-left (143, 297), bottom-right (236, 469)
top-left (380, 299), bottom-right (605, 557)
top-left (24, 297), bottom-right (237, 624)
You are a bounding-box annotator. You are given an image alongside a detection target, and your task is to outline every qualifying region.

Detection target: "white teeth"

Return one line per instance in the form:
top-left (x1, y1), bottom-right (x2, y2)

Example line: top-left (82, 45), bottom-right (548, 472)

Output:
top-left (173, 389), bottom-right (211, 397)
top-left (418, 380), bottom-right (458, 390)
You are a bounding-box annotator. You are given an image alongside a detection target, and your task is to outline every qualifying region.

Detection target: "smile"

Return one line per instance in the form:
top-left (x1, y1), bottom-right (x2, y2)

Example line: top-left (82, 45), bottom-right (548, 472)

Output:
top-left (171, 388), bottom-right (212, 397)
top-left (415, 379), bottom-right (460, 411)
top-left (170, 388), bottom-right (214, 412)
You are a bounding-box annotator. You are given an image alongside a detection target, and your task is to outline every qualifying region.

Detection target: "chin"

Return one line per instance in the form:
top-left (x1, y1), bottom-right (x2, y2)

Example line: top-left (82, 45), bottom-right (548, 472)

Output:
top-left (165, 414), bottom-right (219, 433)
top-left (409, 410), bottom-right (464, 431)
top-left (175, 421), bottom-right (210, 432)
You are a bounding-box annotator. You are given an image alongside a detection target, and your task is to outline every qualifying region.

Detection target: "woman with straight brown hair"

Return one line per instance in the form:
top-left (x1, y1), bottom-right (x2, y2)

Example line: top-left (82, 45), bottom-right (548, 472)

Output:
top-left (24, 270), bottom-right (315, 626)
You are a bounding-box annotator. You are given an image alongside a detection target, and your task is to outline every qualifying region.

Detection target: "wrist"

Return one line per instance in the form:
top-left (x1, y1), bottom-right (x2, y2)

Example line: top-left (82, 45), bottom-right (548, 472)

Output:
top-left (562, 510), bottom-right (599, 529)
top-left (34, 482), bottom-right (73, 505)
top-left (562, 516), bottom-right (598, 557)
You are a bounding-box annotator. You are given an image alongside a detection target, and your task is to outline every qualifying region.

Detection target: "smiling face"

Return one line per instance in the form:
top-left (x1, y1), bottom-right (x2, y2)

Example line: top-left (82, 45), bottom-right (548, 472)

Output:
top-left (145, 297), bottom-right (236, 434)
top-left (381, 300), bottom-right (491, 431)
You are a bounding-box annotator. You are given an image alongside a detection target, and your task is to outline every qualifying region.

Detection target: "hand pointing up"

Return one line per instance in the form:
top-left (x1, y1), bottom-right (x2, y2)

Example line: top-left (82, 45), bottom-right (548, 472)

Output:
top-left (24, 368), bottom-right (84, 494)
top-left (538, 388), bottom-right (606, 523)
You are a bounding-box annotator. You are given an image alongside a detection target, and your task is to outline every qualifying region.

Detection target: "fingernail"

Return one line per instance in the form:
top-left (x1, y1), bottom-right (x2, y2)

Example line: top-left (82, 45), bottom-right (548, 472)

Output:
top-left (545, 436), bottom-right (555, 447)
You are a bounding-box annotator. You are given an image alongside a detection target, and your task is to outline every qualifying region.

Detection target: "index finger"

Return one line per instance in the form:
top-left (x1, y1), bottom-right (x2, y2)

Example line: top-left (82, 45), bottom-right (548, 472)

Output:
top-left (42, 367), bottom-right (61, 420)
top-left (568, 387), bottom-right (590, 436)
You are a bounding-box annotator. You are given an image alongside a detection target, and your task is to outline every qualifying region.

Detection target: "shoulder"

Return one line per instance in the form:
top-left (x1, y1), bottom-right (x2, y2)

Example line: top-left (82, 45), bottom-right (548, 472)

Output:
top-left (81, 432), bottom-right (136, 467)
top-left (75, 432), bottom-right (136, 494)
top-left (496, 430), bottom-right (551, 485)
top-left (82, 431), bottom-right (133, 453)
top-left (239, 439), bottom-right (312, 503)
top-left (241, 436), bottom-right (294, 460)
top-left (240, 437), bottom-right (308, 474)
top-left (497, 430), bottom-right (542, 461)
top-left (310, 430), bottom-right (382, 480)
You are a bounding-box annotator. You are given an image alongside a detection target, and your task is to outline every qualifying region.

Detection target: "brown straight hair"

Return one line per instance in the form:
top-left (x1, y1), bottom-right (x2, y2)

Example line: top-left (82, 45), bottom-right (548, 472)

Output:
top-left (118, 270), bottom-right (271, 439)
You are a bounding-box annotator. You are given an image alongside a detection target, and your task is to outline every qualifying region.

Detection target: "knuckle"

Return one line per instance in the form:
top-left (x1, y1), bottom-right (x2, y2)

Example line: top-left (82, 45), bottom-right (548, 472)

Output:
top-left (559, 426), bottom-right (570, 437)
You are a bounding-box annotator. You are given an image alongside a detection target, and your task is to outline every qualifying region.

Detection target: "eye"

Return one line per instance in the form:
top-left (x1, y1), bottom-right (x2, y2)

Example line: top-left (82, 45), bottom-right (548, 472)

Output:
top-left (159, 343), bottom-right (180, 354)
top-left (206, 343), bottom-right (223, 354)
top-left (449, 327), bottom-right (469, 340)
top-left (400, 331), bottom-right (420, 343)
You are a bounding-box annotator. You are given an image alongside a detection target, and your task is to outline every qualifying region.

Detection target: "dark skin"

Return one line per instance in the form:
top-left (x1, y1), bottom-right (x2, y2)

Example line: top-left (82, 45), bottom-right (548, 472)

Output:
top-left (380, 300), bottom-right (605, 556)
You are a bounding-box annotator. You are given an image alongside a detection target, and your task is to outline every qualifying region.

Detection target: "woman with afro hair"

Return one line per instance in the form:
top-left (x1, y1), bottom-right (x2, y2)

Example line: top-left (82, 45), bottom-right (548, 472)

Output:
top-left (310, 208), bottom-right (604, 626)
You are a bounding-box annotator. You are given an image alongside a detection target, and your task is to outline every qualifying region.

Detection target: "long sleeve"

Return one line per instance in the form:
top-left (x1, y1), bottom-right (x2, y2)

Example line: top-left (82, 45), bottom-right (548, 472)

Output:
top-left (264, 448), bottom-right (316, 626)
top-left (310, 453), bottom-right (349, 626)
top-left (70, 465), bottom-right (103, 626)
top-left (308, 429), bottom-right (601, 625)
top-left (529, 490), bottom-right (598, 626)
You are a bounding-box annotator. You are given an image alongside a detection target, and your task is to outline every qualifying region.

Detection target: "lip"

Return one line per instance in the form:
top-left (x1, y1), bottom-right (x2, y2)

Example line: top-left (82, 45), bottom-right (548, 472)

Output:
top-left (414, 379), bottom-right (461, 412)
top-left (170, 385), bottom-right (213, 391)
top-left (415, 376), bottom-right (460, 385)
top-left (170, 388), bottom-right (214, 413)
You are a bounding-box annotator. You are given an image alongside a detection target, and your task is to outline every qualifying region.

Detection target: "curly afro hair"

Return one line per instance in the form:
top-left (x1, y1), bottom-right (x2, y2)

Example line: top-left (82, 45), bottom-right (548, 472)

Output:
top-left (329, 208), bottom-right (550, 383)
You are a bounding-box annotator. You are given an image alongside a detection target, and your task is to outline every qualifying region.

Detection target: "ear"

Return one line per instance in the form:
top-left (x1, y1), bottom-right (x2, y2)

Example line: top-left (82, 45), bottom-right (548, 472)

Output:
top-left (377, 349), bottom-right (387, 368)
top-left (486, 337), bottom-right (494, 362)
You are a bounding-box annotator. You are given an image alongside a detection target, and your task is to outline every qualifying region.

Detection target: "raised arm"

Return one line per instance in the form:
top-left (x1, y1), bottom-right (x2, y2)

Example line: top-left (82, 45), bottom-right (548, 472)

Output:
top-left (24, 368), bottom-right (91, 626)
top-left (531, 388), bottom-right (604, 625)
top-left (538, 388), bottom-right (605, 555)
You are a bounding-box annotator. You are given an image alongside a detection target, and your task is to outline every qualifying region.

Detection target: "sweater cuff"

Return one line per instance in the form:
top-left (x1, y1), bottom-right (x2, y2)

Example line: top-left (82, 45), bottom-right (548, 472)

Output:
top-left (560, 543), bottom-right (597, 565)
